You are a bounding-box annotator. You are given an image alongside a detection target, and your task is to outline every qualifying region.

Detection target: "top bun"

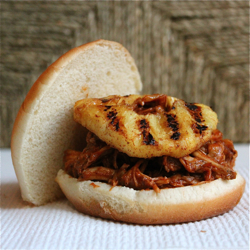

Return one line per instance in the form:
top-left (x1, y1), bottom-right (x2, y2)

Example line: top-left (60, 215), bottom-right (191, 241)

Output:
top-left (11, 39), bottom-right (142, 205)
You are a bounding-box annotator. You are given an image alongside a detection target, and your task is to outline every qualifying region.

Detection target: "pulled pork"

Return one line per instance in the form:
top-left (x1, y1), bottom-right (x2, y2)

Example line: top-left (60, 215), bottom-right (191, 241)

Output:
top-left (64, 129), bottom-right (237, 192)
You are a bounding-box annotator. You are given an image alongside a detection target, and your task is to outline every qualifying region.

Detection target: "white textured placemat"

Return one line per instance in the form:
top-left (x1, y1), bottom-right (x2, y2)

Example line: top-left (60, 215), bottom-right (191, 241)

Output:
top-left (1, 145), bottom-right (249, 250)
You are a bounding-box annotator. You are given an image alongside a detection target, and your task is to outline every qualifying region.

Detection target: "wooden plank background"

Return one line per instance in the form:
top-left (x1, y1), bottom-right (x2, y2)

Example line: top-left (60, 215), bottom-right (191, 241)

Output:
top-left (1, 1), bottom-right (249, 147)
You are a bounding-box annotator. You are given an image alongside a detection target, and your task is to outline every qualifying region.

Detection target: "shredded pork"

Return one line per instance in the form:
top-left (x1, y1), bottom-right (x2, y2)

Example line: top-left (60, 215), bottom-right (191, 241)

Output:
top-left (64, 129), bottom-right (237, 192)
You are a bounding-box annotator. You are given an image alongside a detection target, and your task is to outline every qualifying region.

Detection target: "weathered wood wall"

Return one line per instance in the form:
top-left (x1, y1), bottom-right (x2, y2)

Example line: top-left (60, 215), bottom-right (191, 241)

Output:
top-left (1, 1), bottom-right (249, 147)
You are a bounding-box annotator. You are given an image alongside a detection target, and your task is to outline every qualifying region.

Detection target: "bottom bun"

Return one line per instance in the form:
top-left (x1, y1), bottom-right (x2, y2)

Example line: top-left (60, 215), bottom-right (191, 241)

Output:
top-left (56, 169), bottom-right (245, 224)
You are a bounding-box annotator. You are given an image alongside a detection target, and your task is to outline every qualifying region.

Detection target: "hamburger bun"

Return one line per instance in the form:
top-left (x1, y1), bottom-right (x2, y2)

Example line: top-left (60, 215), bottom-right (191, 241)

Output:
top-left (11, 39), bottom-right (142, 205)
top-left (56, 169), bottom-right (245, 224)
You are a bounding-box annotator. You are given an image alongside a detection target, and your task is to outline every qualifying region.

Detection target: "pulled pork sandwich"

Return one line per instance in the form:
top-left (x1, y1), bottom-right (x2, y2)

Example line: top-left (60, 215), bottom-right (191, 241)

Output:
top-left (56, 94), bottom-right (245, 224)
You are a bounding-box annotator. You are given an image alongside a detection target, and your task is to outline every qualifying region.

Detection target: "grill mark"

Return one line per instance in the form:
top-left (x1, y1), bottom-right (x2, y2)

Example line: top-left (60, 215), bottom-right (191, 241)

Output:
top-left (139, 119), bottom-right (157, 146)
top-left (145, 133), bottom-right (156, 145)
top-left (185, 103), bottom-right (199, 111)
top-left (195, 124), bottom-right (208, 134)
top-left (107, 110), bottom-right (117, 121)
top-left (166, 114), bottom-right (181, 140)
top-left (171, 132), bottom-right (181, 140)
top-left (104, 106), bottom-right (112, 111)
top-left (166, 114), bottom-right (179, 132)
top-left (107, 110), bottom-right (120, 131)
top-left (115, 121), bottom-right (120, 131)
top-left (185, 102), bottom-right (208, 135)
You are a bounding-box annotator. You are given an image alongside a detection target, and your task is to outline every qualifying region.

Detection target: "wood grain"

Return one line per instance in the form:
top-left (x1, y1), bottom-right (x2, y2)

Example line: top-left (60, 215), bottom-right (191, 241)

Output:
top-left (1, 1), bottom-right (249, 147)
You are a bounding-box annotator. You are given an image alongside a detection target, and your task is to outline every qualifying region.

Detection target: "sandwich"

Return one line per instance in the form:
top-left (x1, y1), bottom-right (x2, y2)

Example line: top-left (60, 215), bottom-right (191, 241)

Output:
top-left (55, 94), bottom-right (245, 224)
top-left (11, 40), bottom-right (245, 224)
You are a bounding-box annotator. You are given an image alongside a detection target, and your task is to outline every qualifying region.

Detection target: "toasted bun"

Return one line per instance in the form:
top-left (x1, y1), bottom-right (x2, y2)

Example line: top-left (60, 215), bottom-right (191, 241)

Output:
top-left (56, 169), bottom-right (245, 224)
top-left (11, 40), bottom-right (142, 205)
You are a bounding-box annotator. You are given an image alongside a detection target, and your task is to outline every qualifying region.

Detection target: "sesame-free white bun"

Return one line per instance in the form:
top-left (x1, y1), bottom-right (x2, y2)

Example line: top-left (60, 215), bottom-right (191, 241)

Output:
top-left (11, 40), bottom-right (142, 205)
top-left (56, 169), bottom-right (245, 224)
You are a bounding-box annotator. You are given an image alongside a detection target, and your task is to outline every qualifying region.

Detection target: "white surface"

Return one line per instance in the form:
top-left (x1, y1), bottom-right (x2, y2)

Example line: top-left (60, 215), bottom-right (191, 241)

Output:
top-left (1, 145), bottom-right (249, 250)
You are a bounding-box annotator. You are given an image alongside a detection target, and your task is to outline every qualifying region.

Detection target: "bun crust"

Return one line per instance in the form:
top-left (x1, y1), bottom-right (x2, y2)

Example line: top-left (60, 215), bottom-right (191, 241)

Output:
top-left (11, 40), bottom-right (142, 205)
top-left (56, 169), bottom-right (245, 224)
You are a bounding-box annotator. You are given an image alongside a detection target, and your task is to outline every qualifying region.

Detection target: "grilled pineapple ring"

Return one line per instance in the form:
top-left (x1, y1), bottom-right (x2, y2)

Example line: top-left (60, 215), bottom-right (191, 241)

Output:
top-left (74, 94), bottom-right (218, 158)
